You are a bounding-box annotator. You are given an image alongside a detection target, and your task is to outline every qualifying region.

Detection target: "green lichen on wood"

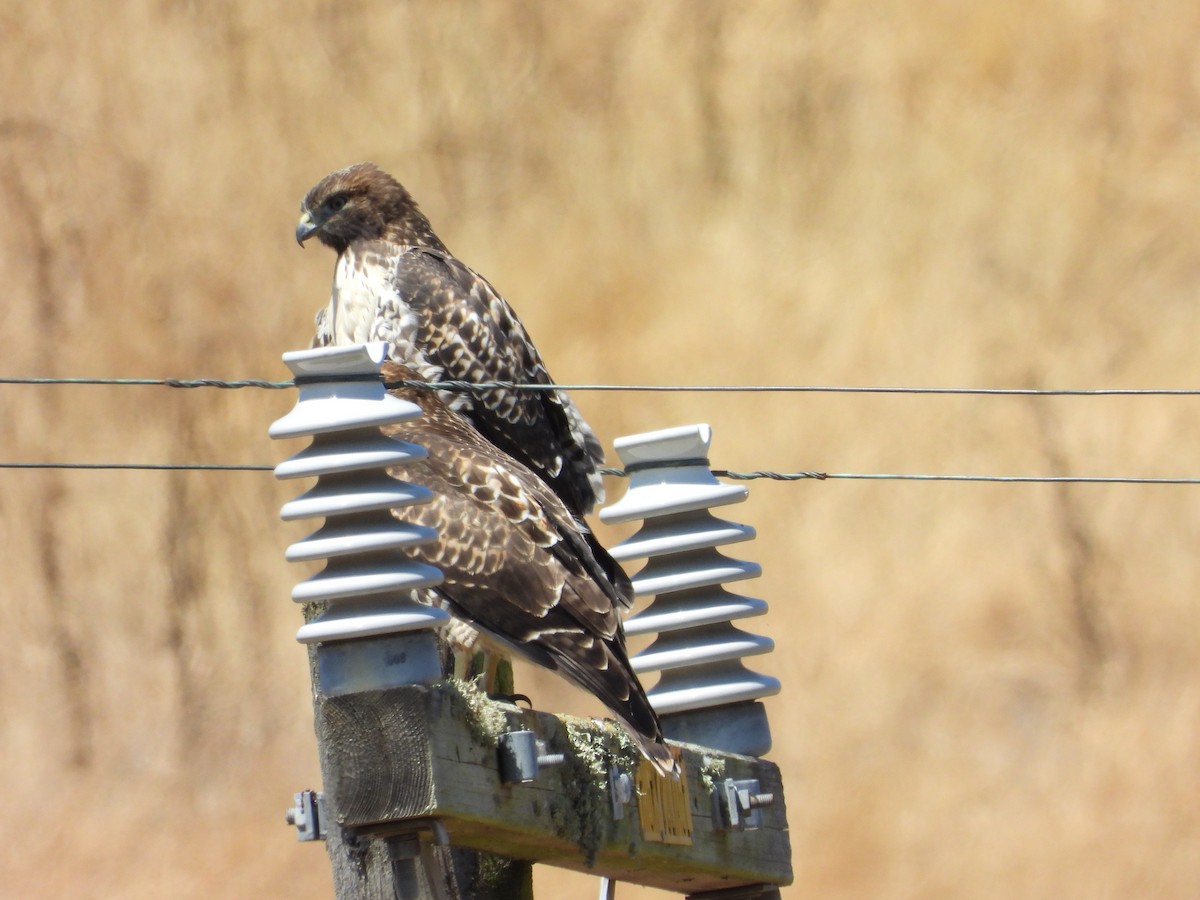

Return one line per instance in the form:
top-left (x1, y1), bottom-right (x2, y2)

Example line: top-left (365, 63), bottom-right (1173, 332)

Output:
top-left (554, 716), bottom-right (641, 866)
top-left (699, 755), bottom-right (726, 792)
top-left (564, 717), bottom-right (639, 783)
top-left (461, 846), bottom-right (534, 900)
top-left (439, 677), bottom-right (510, 747)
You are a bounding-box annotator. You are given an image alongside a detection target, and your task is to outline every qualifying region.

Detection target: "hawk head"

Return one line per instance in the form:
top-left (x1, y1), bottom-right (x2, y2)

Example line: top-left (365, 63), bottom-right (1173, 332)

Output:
top-left (295, 162), bottom-right (445, 254)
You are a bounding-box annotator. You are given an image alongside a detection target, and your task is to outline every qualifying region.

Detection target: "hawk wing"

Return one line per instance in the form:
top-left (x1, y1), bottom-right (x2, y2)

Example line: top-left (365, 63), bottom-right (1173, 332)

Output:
top-left (378, 365), bottom-right (672, 774)
top-left (316, 241), bottom-right (605, 516)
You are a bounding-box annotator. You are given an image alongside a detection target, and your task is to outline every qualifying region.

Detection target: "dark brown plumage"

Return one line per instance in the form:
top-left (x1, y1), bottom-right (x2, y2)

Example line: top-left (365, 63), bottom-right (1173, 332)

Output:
top-left (380, 363), bottom-right (675, 776)
top-left (297, 162), bottom-right (605, 517)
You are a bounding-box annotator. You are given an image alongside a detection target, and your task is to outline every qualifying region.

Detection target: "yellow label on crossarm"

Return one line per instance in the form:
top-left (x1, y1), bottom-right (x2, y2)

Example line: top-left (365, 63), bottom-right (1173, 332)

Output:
top-left (636, 747), bottom-right (692, 846)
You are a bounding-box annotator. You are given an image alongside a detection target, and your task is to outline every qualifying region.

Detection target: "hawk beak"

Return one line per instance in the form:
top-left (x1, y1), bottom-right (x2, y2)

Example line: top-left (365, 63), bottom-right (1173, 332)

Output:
top-left (296, 210), bottom-right (318, 246)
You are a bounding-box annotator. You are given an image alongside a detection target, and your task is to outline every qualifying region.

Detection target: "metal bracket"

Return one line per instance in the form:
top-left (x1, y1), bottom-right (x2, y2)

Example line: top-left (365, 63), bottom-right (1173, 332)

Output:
top-left (686, 885), bottom-right (783, 900)
top-left (286, 789), bottom-right (327, 841)
top-left (358, 817), bottom-right (456, 900)
top-left (497, 730), bottom-right (566, 784)
top-left (608, 764), bottom-right (635, 820)
top-left (712, 778), bottom-right (774, 831)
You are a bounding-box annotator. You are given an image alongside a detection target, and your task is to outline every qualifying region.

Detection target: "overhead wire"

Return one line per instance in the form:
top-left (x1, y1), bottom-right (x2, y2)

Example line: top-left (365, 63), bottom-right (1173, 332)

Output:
top-left (0, 462), bottom-right (1195, 485)
top-left (2, 374), bottom-right (1198, 483)
top-left (4, 375), bottom-right (1200, 396)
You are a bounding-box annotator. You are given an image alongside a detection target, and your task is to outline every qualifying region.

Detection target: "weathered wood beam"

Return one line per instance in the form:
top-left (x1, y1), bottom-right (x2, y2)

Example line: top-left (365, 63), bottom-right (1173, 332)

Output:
top-left (316, 680), bottom-right (792, 895)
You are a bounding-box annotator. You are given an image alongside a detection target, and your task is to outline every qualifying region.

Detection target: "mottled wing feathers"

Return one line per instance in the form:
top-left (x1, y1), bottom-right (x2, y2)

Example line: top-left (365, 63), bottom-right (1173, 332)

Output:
top-left (386, 247), bottom-right (605, 515)
top-left (379, 364), bottom-right (670, 773)
top-left (383, 363), bottom-right (631, 623)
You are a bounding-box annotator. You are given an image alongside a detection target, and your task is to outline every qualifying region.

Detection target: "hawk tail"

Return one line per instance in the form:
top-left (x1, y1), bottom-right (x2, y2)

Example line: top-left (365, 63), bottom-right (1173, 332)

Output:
top-left (622, 723), bottom-right (679, 779)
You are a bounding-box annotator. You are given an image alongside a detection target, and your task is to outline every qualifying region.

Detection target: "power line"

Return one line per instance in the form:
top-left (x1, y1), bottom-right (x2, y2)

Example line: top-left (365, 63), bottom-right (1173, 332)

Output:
top-left (4, 376), bottom-right (1197, 482)
top-left (2, 461), bottom-right (1197, 484)
top-left (0, 376), bottom-right (292, 389)
top-left (0, 462), bottom-right (272, 471)
top-left (3, 375), bottom-right (1200, 396)
top-left (805, 473), bottom-right (1200, 485)
top-left (619, 467), bottom-right (1200, 484)
top-left (511, 385), bottom-right (1200, 397)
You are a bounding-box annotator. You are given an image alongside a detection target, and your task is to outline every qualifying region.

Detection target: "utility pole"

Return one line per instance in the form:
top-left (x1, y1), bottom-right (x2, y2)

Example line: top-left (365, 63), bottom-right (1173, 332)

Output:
top-left (271, 344), bottom-right (791, 898)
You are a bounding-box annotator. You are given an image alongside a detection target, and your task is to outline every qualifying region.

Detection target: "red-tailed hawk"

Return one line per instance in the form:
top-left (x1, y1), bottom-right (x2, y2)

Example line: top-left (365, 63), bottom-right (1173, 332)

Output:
top-left (380, 363), bottom-right (675, 777)
top-left (296, 162), bottom-right (604, 517)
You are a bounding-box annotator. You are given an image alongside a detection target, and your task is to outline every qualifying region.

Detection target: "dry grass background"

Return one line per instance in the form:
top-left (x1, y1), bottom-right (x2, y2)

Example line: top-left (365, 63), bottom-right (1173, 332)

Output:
top-left (2, 1), bottom-right (1199, 896)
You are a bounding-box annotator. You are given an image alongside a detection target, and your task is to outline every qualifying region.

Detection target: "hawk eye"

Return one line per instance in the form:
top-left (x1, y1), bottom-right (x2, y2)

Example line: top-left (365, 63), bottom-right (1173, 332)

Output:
top-left (326, 194), bottom-right (349, 213)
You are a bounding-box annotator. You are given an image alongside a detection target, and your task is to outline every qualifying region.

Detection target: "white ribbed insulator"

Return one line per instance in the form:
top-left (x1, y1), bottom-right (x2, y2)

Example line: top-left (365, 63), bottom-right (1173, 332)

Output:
top-left (269, 343), bottom-right (448, 693)
top-left (600, 424), bottom-right (780, 757)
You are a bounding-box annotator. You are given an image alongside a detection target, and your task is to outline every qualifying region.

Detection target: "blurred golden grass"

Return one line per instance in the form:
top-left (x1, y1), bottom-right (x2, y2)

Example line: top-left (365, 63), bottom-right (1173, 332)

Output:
top-left (3, 2), bottom-right (1200, 896)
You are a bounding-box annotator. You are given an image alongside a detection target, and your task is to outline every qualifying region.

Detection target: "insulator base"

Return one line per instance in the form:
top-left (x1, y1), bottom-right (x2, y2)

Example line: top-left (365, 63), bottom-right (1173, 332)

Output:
top-left (315, 630), bottom-right (444, 696)
top-left (660, 700), bottom-right (773, 758)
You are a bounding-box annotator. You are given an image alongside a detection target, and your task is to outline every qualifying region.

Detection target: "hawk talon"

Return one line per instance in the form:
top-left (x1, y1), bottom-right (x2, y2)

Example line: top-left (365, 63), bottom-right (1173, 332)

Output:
top-left (487, 692), bottom-right (532, 708)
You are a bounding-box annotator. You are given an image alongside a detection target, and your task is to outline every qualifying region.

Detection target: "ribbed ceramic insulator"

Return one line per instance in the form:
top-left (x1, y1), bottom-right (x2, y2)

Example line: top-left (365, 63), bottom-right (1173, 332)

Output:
top-left (268, 343), bottom-right (448, 654)
top-left (600, 424), bottom-right (780, 757)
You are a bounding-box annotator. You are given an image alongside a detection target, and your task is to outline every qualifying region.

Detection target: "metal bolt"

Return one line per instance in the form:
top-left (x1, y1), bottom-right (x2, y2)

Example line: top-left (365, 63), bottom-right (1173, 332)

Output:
top-left (498, 730), bottom-right (564, 784)
top-left (745, 791), bottom-right (774, 810)
top-left (286, 790), bottom-right (326, 841)
top-left (609, 766), bottom-right (635, 819)
top-left (714, 779), bottom-right (769, 831)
